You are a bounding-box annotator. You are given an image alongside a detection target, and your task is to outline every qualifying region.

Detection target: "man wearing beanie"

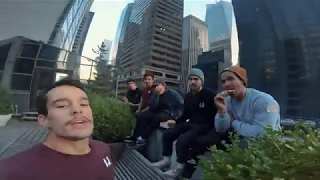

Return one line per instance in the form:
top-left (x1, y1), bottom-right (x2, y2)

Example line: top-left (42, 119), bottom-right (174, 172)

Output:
top-left (214, 66), bottom-right (281, 138)
top-left (152, 68), bottom-right (218, 179)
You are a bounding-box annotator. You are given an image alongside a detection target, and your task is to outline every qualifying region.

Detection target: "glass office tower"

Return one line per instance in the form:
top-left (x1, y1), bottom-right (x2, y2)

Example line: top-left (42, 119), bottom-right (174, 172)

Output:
top-left (233, 0), bottom-right (320, 118)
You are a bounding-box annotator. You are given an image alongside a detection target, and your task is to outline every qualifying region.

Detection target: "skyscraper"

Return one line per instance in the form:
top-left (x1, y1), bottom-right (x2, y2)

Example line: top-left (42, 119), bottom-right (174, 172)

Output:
top-left (181, 15), bottom-right (209, 93)
top-left (100, 39), bottom-right (113, 62)
top-left (205, 0), bottom-right (233, 43)
top-left (0, 0), bottom-right (93, 51)
top-left (111, 3), bottom-right (133, 66)
top-left (72, 11), bottom-right (95, 55)
top-left (117, 0), bottom-right (184, 93)
top-left (205, 0), bottom-right (239, 65)
top-left (233, 0), bottom-right (320, 118)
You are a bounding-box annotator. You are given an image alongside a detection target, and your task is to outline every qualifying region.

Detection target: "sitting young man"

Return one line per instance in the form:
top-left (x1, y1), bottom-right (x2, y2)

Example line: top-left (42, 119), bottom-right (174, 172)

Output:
top-left (152, 68), bottom-right (218, 178)
top-left (122, 79), bottom-right (142, 113)
top-left (125, 79), bottom-right (184, 146)
top-left (136, 72), bottom-right (156, 114)
top-left (214, 66), bottom-right (281, 138)
top-left (124, 72), bottom-right (155, 144)
top-left (0, 78), bottom-right (114, 180)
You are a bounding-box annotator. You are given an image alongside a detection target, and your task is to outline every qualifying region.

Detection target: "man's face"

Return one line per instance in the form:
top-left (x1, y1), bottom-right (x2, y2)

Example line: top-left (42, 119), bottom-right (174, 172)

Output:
top-left (188, 75), bottom-right (202, 91)
top-left (155, 84), bottom-right (165, 93)
top-left (143, 76), bottom-right (154, 87)
top-left (221, 71), bottom-right (245, 97)
top-left (38, 85), bottom-right (93, 140)
top-left (127, 81), bottom-right (136, 90)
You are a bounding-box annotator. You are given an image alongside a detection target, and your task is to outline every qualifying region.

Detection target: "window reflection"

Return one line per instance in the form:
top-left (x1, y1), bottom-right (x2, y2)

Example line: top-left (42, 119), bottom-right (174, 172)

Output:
top-left (13, 58), bottom-right (35, 74)
top-left (20, 44), bottom-right (39, 58)
top-left (11, 74), bottom-right (32, 91)
top-left (0, 44), bottom-right (11, 70)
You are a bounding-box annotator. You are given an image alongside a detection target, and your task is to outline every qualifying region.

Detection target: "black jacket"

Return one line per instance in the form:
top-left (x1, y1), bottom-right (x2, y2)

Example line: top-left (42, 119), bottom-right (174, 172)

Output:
top-left (176, 88), bottom-right (217, 124)
top-left (148, 88), bottom-right (184, 118)
top-left (126, 88), bottom-right (142, 105)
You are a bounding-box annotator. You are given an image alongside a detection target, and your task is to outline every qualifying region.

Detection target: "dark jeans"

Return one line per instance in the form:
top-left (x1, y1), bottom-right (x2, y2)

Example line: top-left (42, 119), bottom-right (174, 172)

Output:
top-left (132, 111), bottom-right (172, 139)
top-left (130, 106), bottom-right (138, 114)
top-left (162, 122), bottom-right (213, 164)
top-left (180, 129), bottom-right (227, 178)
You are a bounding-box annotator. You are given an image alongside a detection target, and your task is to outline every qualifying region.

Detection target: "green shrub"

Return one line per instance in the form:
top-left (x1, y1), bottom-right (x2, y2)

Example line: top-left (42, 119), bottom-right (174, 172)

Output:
top-left (0, 85), bottom-right (13, 114)
top-left (198, 124), bottom-right (320, 180)
top-left (90, 93), bottom-right (133, 143)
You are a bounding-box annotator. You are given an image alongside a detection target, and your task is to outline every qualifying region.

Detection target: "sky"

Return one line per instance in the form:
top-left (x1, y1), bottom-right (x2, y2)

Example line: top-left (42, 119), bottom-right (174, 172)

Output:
top-left (82, 0), bottom-right (223, 59)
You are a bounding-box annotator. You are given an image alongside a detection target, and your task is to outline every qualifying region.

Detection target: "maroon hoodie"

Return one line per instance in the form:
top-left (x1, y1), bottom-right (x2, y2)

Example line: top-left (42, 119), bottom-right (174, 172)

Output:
top-left (0, 139), bottom-right (114, 180)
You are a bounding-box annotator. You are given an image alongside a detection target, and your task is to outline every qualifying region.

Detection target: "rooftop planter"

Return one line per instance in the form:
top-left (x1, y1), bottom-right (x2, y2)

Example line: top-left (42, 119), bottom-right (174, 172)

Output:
top-left (198, 124), bottom-right (320, 180)
top-left (0, 85), bottom-right (13, 127)
top-left (89, 93), bottom-right (133, 161)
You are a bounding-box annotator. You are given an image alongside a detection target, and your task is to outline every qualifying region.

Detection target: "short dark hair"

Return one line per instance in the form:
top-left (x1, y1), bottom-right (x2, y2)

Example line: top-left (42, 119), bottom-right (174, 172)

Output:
top-left (126, 79), bottom-right (135, 84)
top-left (143, 71), bottom-right (154, 79)
top-left (36, 77), bottom-right (87, 116)
top-left (154, 79), bottom-right (166, 87)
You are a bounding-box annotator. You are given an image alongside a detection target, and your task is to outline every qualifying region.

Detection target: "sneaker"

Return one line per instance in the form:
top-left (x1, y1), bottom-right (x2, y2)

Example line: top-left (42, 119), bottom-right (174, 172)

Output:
top-left (135, 139), bottom-right (145, 146)
top-left (163, 167), bottom-right (183, 178)
top-left (124, 136), bottom-right (136, 143)
top-left (152, 159), bottom-right (171, 170)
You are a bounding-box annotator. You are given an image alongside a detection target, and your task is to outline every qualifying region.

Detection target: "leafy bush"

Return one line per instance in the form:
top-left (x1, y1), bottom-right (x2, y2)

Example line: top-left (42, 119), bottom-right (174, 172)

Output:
top-left (198, 124), bottom-right (320, 180)
top-left (90, 93), bottom-right (133, 143)
top-left (0, 85), bottom-right (13, 114)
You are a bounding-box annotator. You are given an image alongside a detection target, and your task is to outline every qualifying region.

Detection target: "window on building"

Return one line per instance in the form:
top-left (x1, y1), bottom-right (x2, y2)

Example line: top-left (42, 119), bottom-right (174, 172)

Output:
top-left (11, 74), bottom-right (32, 91)
top-left (13, 58), bottom-right (35, 74)
top-left (20, 43), bottom-right (40, 58)
top-left (36, 60), bottom-right (56, 69)
top-left (0, 44), bottom-right (11, 70)
top-left (38, 44), bottom-right (60, 60)
top-left (165, 74), bottom-right (178, 79)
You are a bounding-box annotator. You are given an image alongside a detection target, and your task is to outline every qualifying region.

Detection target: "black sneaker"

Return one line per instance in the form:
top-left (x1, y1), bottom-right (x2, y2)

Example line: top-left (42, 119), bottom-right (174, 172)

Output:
top-left (124, 136), bottom-right (136, 143)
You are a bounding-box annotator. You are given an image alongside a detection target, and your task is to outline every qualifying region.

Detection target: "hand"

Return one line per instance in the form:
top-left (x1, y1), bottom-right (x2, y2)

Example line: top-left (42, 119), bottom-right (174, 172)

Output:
top-left (135, 110), bottom-right (140, 114)
top-left (214, 90), bottom-right (232, 113)
top-left (166, 120), bottom-right (176, 128)
top-left (155, 85), bottom-right (162, 94)
top-left (122, 96), bottom-right (128, 102)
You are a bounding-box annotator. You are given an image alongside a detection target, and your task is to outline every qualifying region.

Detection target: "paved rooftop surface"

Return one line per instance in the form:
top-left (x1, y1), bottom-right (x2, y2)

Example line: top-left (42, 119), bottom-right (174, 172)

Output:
top-left (0, 119), bottom-right (48, 159)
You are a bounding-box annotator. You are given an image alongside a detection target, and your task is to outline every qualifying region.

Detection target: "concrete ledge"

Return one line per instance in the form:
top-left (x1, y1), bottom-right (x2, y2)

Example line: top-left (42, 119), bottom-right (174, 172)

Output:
top-left (281, 119), bottom-right (317, 129)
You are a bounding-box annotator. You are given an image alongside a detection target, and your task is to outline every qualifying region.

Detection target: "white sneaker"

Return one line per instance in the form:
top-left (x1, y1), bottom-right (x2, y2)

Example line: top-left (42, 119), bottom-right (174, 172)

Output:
top-left (163, 167), bottom-right (183, 178)
top-left (152, 159), bottom-right (170, 170)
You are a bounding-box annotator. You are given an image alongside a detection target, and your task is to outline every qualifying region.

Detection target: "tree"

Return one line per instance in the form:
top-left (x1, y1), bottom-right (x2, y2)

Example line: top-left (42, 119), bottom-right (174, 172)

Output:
top-left (87, 41), bottom-right (117, 95)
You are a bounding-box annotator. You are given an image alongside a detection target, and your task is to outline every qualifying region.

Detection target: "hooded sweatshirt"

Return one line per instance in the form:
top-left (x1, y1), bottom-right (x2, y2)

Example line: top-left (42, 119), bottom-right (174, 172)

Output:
top-left (214, 88), bottom-right (281, 137)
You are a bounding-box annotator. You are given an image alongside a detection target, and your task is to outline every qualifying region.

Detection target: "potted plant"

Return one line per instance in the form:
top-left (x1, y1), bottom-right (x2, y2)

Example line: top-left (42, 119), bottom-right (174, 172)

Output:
top-left (198, 124), bottom-right (320, 180)
top-left (89, 93), bottom-right (133, 161)
top-left (0, 85), bottom-right (13, 126)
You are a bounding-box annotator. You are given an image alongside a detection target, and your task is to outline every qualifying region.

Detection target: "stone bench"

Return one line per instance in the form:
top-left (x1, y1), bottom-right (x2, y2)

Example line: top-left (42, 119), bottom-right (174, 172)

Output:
top-left (145, 121), bottom-right (204, 180)
top-left (115, 146), bottom-right (166, 180)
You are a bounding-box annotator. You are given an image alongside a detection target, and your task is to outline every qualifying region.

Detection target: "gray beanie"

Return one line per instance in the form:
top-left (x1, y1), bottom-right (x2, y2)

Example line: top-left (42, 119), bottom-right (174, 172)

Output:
top-left (188, 68), bottom-right (204, 83)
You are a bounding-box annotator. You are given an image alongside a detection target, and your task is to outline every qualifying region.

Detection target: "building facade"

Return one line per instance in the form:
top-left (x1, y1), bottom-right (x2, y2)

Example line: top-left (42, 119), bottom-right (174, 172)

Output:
top-left (205, 0), bottom-right (233, 43)
top-left (181, 15), bottom-right (209, 93)
top-left (117, 0), bottom-right (184, 94)
top-left (111, 3), bottom-right (133, 65)
top-left (233, 0), bottom-right (320, 118)
top-left (0, 0), bottom-right (93, 51)
top-left (193, 50), bottom-right (230, 92)
top-left (0, 36), bottom-right (81, 113)
top-left (206, 0), bottom-right (239, 65)
top-left (100, 39), bottom-right (113, 63)
top-left (72, 11), bottom-right (94, 55)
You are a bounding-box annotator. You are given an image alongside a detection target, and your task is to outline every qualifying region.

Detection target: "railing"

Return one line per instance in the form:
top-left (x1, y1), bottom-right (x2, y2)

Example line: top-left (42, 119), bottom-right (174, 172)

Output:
top-left (283, 116), bottom-right (320, 122)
